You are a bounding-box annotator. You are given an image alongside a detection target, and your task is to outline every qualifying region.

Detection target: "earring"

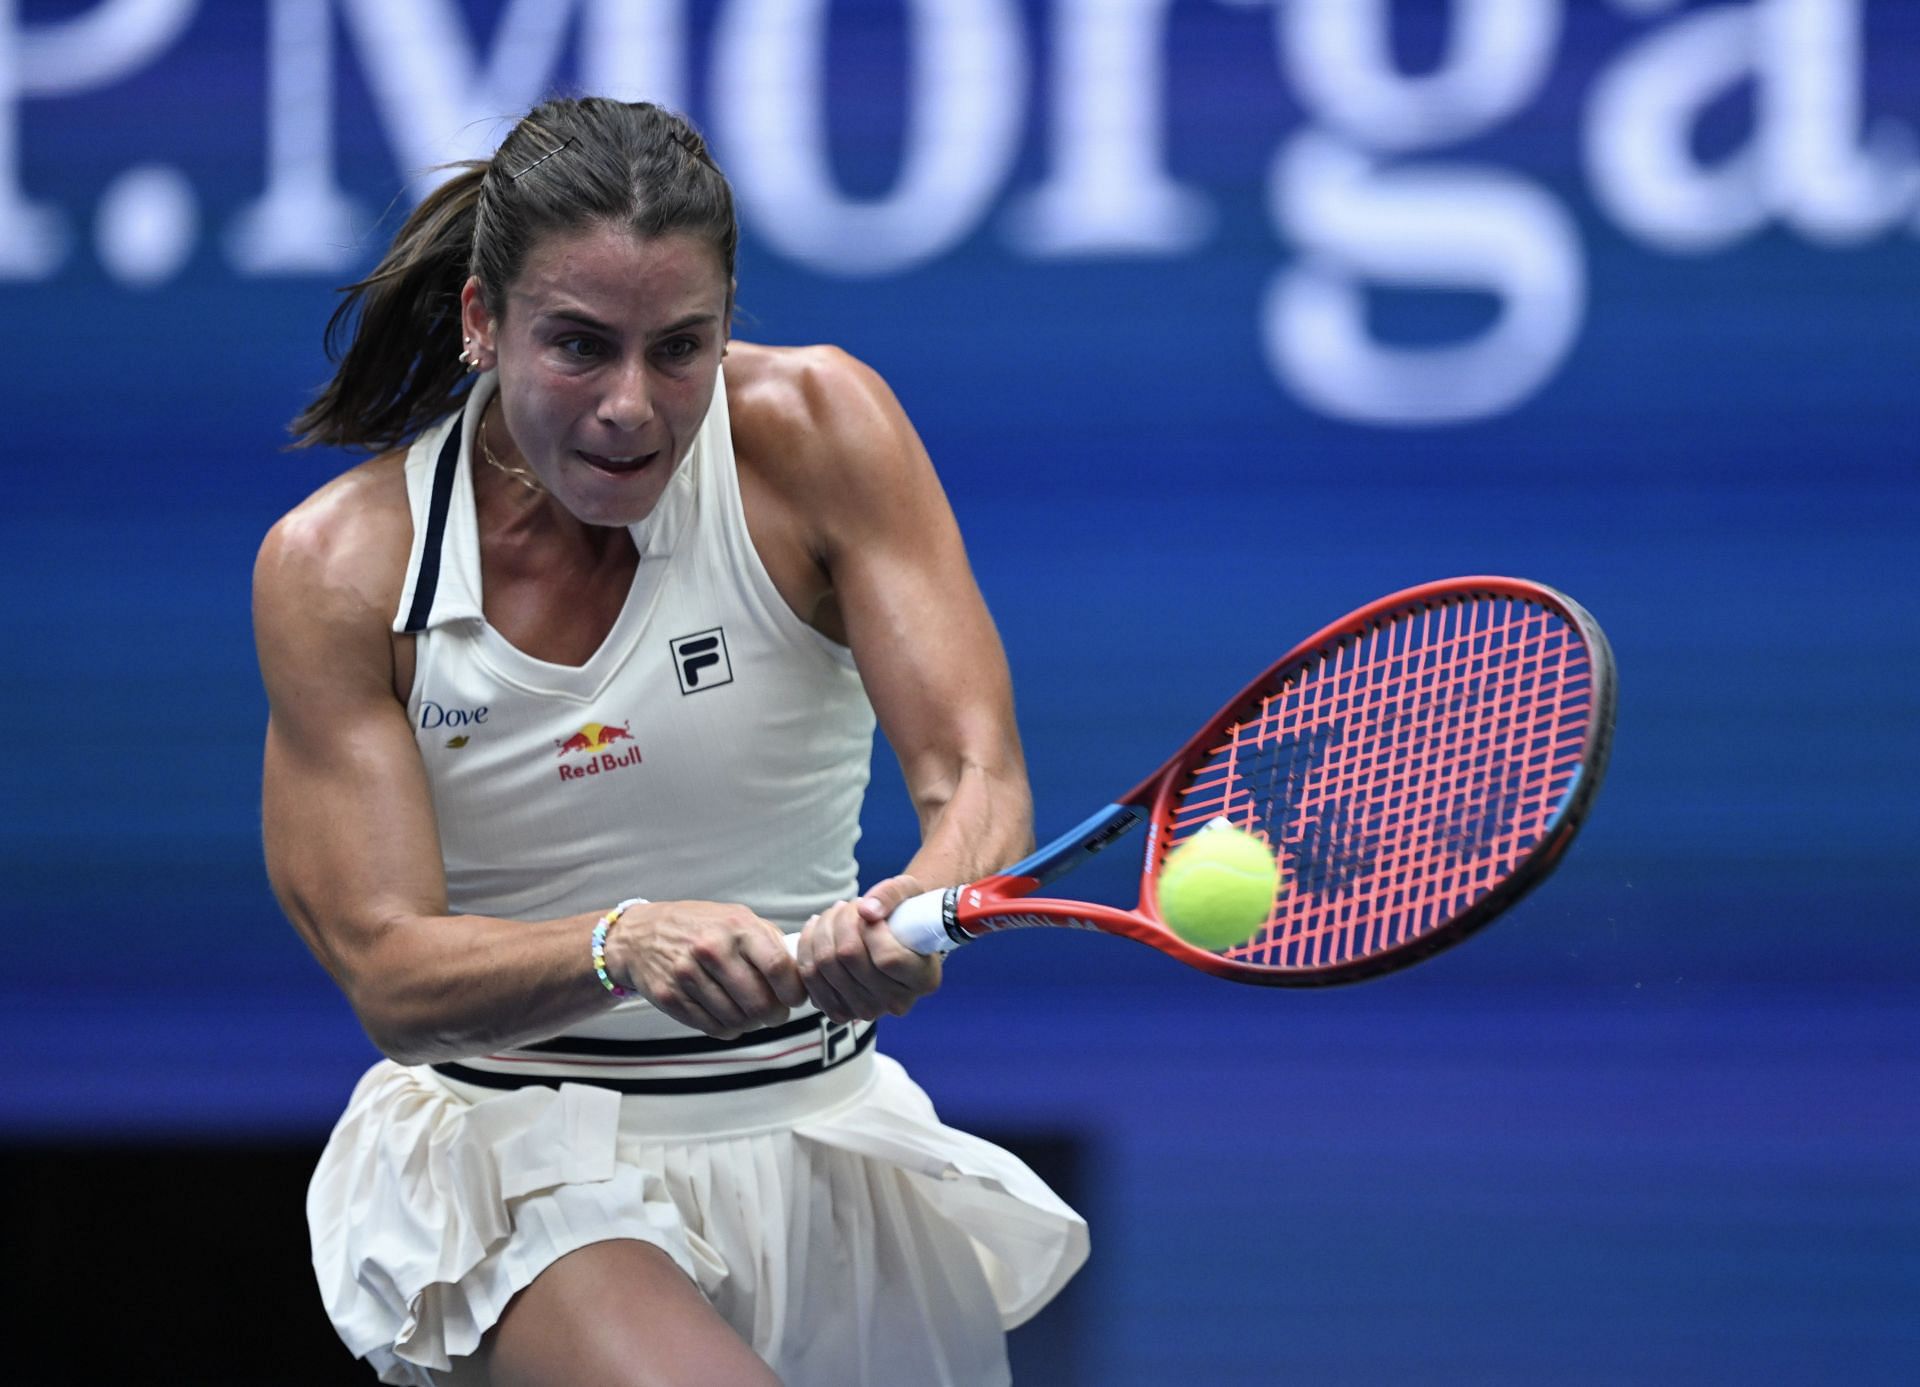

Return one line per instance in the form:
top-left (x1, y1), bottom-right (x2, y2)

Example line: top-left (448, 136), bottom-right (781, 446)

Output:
top-left (459, 338), bottom-right (479, 371)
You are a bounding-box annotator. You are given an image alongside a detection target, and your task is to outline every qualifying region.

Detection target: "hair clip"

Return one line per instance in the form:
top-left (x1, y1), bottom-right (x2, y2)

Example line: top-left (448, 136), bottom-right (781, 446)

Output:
top-left (507, 135), bottom-right (576, 181)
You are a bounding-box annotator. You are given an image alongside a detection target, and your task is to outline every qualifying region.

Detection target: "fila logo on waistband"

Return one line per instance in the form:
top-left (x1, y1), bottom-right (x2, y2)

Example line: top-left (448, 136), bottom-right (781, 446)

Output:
top-left (671, 627), bottom-right (733, 695)
top-left (820, 1016), bottom-right (857, 1067)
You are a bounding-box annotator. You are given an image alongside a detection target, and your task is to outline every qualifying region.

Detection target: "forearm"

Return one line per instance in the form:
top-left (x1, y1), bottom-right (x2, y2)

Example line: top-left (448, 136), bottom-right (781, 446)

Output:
top-left (900, 756), bottom-right (1035, 889)
top-left (335, 907), bottom-right (618, 1065)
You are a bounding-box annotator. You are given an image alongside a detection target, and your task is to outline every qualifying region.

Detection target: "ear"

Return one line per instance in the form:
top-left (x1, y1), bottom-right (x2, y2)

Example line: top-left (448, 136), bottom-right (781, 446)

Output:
top-left (458, 277), bottom-right (498, 371)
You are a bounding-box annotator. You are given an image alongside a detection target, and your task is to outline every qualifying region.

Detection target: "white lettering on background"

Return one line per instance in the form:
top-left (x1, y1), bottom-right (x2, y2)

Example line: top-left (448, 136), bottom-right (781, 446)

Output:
top-left (1261, 0), bottom-right (1583, 425)
top-left (710, 0), bottom-right (1027, 275)
top-left (1003, 0), bottom-right (1210, 255)
top-left (1586, 0), bottom-right (1917, 254)
top-left (230, 0), bottom-right (688, 273)
top-left (0, 0), bottom-right (1912, 423)
top-left (228, 0), bottom-right (358, 273)
top-left (1265, 133), bottom-right (1584, 426)
top-left (1282, 0), bottom-right (1562, 151)
top-left (334, 0), bottom-right (579, 188)
top-left (580, 0), bottom-right (686, 110)
top-left (0, 0), bottom-right (197, 277)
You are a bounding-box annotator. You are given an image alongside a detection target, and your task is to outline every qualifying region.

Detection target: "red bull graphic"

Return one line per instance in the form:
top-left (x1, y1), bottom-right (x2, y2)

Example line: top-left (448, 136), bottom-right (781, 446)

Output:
top-left (553, 721), bottom-right (643, 783)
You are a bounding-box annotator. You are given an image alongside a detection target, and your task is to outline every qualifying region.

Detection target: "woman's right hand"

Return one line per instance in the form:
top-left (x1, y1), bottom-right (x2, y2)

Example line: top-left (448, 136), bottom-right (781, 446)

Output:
top-left (606, 902), bottom-right (808, 1039)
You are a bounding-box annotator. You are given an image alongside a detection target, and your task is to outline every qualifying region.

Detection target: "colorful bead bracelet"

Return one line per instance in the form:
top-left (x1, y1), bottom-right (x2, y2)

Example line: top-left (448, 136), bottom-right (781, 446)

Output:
top-left (592, 897), bottom-right (648, 998)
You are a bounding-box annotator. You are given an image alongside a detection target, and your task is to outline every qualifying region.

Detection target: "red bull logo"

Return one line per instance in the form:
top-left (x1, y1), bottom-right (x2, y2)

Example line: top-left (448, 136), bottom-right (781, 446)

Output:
top-left (554, 720), bottom-right (643, 783)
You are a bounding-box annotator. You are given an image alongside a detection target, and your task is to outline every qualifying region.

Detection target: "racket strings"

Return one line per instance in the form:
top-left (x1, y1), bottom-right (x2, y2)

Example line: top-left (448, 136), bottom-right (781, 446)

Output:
top-left (1162, 595), bottom-right (1595, 970)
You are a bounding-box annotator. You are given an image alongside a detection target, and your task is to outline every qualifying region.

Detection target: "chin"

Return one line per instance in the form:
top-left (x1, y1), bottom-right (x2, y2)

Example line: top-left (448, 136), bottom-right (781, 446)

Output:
top-left (556, 455), bottom-right (676, 529)
top-left (561, 496), bottom-right (654, 530)
top-left (562, 484), bottom-right (670, 531)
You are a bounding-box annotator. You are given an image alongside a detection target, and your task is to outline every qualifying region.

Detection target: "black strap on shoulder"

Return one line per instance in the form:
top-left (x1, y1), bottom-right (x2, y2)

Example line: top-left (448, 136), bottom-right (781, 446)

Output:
top-left (401, 420), bottom-right (464, 633)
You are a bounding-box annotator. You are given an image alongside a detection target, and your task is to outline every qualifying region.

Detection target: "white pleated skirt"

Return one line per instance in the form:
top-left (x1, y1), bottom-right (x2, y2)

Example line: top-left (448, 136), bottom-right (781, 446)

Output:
top-left (309, 1046), bottom-right (1088, 1386)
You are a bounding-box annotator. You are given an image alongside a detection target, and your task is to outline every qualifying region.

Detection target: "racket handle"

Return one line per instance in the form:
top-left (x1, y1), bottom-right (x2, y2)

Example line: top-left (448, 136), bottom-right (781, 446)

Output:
top-left (888, 887), bottom-right (965, 956)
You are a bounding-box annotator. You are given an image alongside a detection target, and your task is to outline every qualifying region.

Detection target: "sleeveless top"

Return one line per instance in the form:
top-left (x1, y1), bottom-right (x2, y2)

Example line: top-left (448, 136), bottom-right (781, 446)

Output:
top-left (390, 370), bottom-right (880, 1088)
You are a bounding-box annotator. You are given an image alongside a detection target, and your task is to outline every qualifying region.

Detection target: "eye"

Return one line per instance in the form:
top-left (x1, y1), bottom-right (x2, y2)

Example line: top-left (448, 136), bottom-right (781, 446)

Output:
top-left (656, 336), bottom-right (699, 364)
top-left (555, 334), bottom-right (608, 361)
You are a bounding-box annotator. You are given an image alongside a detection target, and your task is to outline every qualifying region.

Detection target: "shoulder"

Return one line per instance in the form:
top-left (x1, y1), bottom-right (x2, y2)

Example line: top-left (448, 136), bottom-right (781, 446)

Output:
top-left (719, 343), bottom-right (960, 641)
top-left (254, 449), bottom-right (415, 643)
top-left (725, 341), bottom-right (918, 482)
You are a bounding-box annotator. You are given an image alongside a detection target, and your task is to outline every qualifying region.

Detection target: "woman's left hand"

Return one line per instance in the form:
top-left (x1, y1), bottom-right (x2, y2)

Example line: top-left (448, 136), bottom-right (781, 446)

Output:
top-left (797, 874), bottom-right (942, 1023)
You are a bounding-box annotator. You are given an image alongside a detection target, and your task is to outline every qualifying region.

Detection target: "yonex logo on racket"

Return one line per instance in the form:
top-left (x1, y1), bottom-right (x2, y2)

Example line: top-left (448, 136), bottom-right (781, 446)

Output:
top-left (671, 627), bottom-right (733, 695)
top-left (992, 913), bottom-right (1100, 934)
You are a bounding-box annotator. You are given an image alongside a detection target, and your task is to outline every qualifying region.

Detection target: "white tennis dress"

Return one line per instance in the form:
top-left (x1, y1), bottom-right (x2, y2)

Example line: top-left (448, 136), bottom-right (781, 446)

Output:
top-left (308, 371), bottom-right (1088, 1385)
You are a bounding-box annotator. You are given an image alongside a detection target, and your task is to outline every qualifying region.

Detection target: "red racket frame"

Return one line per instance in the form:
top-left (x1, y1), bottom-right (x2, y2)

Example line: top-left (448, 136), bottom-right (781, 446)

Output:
top-left (943, 577), bottom-right (1616, 986)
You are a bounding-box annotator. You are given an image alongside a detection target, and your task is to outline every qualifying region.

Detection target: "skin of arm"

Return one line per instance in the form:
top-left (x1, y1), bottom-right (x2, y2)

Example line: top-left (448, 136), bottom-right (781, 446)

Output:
top-left (254, 462), bottom-right (804, 1063)
top-left (727, 344), bottom-right (1036, 1023)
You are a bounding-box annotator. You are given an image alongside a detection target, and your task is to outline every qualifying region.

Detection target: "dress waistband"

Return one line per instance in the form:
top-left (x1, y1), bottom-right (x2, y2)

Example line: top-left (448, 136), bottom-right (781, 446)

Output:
top-left (430, 1013), bottom-right (876, 1096)
top-left (422, 1034), bottom-right (883, 1141)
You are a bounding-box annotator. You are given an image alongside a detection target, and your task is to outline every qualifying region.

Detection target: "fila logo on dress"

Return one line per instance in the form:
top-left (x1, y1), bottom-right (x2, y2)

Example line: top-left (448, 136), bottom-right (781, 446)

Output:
top-left (671, 627), bottom-right (733, 695)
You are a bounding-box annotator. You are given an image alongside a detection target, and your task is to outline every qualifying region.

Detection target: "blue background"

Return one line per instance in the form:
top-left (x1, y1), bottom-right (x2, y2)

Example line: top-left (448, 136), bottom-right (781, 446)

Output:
top-left (2, 1), bottom-right (1915, 1382)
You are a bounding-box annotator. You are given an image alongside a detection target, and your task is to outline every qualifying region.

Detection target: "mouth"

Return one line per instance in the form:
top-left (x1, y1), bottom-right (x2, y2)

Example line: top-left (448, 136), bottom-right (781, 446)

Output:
top-left (577, 449), bottom-right (660, 476)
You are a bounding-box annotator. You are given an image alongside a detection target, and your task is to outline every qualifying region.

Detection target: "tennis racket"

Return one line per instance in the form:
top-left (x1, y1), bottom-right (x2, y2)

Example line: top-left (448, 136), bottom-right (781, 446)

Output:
top-left (886, 576), bottom-right (1615, 985)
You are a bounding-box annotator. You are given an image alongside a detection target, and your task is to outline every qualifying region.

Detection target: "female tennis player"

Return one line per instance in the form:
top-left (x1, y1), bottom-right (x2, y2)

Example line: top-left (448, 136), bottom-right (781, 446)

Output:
top-left (254, 96), bottom-right (1086, 1386)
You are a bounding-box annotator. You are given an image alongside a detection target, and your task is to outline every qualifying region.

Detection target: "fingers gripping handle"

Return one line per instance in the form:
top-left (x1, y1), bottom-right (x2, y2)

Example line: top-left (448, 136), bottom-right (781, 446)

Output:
top-left (780, 890), bottom-right (963, 957)
top-left (887, 887), bottom-right (966, 956)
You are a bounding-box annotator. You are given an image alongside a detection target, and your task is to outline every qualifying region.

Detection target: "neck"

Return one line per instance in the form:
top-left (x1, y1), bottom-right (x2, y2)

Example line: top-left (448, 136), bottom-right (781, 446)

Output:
top-left (472, 399), bottom-right (636, 569)
top-left (476, 394), bottom-right (543, 494)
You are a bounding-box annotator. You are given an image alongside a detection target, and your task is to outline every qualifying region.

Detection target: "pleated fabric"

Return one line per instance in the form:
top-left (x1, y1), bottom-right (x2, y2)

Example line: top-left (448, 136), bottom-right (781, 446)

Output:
top-left (310, 1050), bottom-right (1087, 1386)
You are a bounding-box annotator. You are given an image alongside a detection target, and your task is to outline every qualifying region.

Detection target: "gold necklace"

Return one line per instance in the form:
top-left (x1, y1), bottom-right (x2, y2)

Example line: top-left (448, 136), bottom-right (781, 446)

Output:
top-left (478, 400), bottom-right (544, 493)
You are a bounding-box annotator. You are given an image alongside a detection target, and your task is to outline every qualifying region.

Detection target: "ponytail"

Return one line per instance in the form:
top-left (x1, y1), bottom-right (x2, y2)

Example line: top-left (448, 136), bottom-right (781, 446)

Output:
top-left (289, 162), bottom-right (486, 452)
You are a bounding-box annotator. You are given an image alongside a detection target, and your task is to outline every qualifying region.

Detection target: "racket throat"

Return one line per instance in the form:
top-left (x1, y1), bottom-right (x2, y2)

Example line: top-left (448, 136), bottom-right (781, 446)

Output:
top-left (1003, 803), bottom-right (1145, 886)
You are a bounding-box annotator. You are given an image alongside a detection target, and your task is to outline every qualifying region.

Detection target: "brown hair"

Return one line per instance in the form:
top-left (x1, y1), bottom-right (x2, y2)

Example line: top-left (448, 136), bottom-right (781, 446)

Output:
top-left (291, 98), bottom-right (737, 452)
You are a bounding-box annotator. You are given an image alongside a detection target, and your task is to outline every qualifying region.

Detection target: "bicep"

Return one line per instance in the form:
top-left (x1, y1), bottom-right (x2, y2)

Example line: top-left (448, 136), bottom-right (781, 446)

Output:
top-left (254, 524), bottom-right (447, 992)
top-left (261, 700), bottom-right (448, 984)
top-left (817, 372), bottom-right (1026, 814)
top-left (843, 524), bottom-right (1020, 808)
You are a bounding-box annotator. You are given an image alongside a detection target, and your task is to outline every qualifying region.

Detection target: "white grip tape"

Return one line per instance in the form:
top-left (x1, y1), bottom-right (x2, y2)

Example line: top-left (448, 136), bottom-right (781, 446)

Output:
top-left (887, 888), bottom-right (962, 955)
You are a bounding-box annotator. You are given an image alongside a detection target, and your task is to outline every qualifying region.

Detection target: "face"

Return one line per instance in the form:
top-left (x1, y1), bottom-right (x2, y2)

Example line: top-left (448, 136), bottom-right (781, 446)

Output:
top-left (460, 224), bottom-right (731, 528)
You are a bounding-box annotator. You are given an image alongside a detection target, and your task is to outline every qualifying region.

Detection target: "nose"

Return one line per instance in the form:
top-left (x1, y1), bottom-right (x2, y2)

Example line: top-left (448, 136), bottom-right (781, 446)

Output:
top-left (598, 357), bottom-right (654, 433)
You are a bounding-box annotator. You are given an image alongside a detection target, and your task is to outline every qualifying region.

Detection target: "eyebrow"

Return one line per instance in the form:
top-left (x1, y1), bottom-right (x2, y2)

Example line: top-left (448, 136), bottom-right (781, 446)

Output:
top-left (537, 307), bottom-right (721, 338)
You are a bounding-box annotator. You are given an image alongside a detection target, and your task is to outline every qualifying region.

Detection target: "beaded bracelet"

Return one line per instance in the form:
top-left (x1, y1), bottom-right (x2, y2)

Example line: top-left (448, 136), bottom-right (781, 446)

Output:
top-left (592, 897), bottom-right (649, 998)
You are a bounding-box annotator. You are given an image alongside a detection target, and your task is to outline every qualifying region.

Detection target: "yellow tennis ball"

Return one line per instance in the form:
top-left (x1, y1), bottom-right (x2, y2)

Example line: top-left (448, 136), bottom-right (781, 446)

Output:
top-left (1156, 818), bottom-right (1281, 950)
